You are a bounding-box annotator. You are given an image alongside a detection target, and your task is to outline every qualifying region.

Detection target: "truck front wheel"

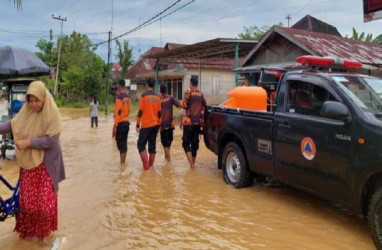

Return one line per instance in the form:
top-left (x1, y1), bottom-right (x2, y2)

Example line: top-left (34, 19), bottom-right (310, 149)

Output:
top-left (368, 186), bottom-right (382, 249)
top-left (222, 142), bottom-right (252, 188)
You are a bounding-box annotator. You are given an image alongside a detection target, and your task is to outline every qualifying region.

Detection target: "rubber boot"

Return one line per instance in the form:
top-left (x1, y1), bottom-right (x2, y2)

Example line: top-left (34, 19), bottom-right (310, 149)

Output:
top-left (139, 150), bottom-right (149, 170)
top-left (149, 153), bottom-right (156, 168)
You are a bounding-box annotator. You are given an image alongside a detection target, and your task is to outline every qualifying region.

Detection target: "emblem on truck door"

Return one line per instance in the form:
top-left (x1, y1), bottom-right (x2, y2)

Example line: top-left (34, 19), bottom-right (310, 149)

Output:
top-left (301, 137), bottom-right (316, 160)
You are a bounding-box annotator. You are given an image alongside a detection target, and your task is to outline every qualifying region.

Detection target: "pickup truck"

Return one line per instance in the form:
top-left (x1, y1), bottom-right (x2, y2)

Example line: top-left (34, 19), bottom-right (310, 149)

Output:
top-left (203, 56), bottom-right (382, 248)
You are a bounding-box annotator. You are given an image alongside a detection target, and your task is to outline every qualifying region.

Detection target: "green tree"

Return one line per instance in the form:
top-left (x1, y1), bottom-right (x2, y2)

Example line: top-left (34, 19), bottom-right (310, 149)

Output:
top-left (115, 39), bottom-right (134, 79)
top-left (59, 32), bottom-right (106, 102)
top-left (35, 31), bottom-right (56, 67)
top-left (36, 31), bottom-right (106, 103)
top-left (238, 23), bottom-right (283, 40)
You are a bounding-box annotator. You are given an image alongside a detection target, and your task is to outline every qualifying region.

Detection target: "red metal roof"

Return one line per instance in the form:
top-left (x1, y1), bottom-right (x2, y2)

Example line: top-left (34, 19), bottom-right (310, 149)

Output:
top-left (164, 43), bottom-right (187, 50)
top-left (126, 41), bottom-right (242, 81)
top-left (176, 58), bottom-right (243, 70)
top-left (278, 26), bottom-right (382, 65)
top-left (125, 47), bottom-right (164, 81)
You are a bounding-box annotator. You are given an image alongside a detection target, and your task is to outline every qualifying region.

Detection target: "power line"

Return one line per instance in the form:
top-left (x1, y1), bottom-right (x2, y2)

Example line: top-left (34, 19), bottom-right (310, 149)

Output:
top-left (291, 0), bottom-right (314, 17)
top-left (93, 0), bottom-right (184, 47)
top-left (112, 0), bottom-right (196, 39)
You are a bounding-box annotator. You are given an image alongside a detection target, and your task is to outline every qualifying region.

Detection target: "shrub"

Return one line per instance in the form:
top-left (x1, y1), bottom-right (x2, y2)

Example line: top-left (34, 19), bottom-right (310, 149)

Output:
top-left (71, 102), bottom-right (86, 109)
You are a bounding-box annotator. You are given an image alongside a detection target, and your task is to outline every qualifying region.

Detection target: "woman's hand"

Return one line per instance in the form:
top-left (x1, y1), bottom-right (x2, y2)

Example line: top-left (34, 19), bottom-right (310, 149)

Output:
top-left (15, 139), bottom-right (31, 150)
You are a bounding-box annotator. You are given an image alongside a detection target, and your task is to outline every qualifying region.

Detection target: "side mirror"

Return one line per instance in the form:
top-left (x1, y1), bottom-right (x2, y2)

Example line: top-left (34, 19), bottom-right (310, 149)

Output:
top-left (321, 101), bottom-right (351, 123)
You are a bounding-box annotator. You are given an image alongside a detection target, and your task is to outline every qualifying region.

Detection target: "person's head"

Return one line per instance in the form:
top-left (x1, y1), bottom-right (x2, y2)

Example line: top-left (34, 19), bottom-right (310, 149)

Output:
top-left (117, 79), bottom-right (125, 92)
top-left (26, 81), bottom-right (46, 112)
top-left (160, 84), bottom-right (167, 95)
top-left (147, 78), bottom-right (155, 89)
top-left (93, 96), bottom-right (98, 104)
top-left (190, 75), bottom-right (198, 87)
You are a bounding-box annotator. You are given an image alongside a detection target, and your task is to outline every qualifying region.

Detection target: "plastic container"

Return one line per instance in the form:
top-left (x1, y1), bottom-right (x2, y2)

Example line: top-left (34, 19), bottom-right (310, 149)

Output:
top-left (221, 86), bottom-right (267, 111)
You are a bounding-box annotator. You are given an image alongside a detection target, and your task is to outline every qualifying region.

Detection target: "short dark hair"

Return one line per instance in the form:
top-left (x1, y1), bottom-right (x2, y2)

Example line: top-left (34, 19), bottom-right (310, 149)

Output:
top-left (147, 78), bottom-right (155, 88)
top-left (118, 79), bottom-right (125, 86)
top-left (190, 75), bottom-right (198, 86)
top-left (160, 84), bottom-right (167, 94)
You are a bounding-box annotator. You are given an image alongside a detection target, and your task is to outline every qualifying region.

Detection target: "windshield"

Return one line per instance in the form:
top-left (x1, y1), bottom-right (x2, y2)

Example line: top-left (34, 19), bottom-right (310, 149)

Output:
top-left (332, 74), bottom-right (382, 115)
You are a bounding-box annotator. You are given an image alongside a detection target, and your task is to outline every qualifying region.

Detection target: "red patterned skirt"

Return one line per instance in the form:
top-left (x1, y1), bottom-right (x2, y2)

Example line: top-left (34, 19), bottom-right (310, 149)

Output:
top-left (14, 164), bottom-right (58, 239)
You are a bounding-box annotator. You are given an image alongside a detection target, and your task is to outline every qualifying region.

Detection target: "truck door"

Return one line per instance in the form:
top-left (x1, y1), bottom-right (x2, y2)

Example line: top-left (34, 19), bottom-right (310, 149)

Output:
top-left (273, 74), bottom-right (355, 203)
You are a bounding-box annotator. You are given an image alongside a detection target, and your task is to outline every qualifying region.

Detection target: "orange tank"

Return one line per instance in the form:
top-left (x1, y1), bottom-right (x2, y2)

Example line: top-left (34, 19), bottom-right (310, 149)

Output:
top-left (221, 86), bottom-right (267, 111)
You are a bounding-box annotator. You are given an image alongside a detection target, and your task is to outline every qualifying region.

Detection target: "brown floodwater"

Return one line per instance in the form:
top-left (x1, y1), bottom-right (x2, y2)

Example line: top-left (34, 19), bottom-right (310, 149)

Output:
top-left (0, 107), bottom-right (376, 250)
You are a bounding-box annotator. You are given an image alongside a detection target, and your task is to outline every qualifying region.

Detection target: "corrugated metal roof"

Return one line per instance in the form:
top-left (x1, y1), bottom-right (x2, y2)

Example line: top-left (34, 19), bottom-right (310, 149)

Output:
top-left (144, 38), bottom-right (257, 61)
top-left (278, 26), bottom-right (382, 65)
top-left (242, 26), bottom-right (382, 68)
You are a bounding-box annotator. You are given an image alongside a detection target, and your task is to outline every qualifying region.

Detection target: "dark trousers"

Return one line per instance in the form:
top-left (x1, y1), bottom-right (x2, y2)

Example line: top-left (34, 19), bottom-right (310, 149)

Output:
top-left (160, 128), bottom-right (174, 147)
top-left (182, 125), bottom-right (200, 157)
top-left (137, 125), bottom-right (159, 153)
top-left (115, 122), bottom-right (130, 153)
top-left (91, 116), bottom-right (98, 128)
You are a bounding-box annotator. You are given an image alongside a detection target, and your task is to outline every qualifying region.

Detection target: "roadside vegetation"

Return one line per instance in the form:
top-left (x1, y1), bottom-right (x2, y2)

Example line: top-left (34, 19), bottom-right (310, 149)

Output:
top-left (33, 31), bottom-right (133, 109)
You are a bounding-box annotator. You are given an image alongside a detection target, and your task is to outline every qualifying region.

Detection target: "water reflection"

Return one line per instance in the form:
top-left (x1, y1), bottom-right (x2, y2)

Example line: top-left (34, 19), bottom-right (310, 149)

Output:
top-left (0, 108), bottom-right (376, 250)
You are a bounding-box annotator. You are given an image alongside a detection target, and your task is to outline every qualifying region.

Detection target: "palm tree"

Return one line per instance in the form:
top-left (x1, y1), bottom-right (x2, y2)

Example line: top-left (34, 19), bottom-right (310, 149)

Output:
top-left (350, 28), bottom-right (382, 45)
top-left (8, 0), bottom-right (22, 9)
top-left (373, 34), bottom-right (382, 45)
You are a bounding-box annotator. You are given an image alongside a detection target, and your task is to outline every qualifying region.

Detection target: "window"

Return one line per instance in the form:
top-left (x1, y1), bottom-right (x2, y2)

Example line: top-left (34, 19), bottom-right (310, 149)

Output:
top-left (286, 80), bottom-right (334, 117)
top-left (162, 78), bottom-right (182, 100)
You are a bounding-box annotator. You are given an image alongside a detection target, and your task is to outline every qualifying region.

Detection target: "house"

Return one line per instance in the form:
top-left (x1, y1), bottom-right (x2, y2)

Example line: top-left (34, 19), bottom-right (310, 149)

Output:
top-left (124, 47), bottom-right (164, 101)
top-left (238, 15), bottom-right (382, 84)
top-left (138, 39), bottom-right (257, 104)
top-left (109, 63), bottom-right (122, 82)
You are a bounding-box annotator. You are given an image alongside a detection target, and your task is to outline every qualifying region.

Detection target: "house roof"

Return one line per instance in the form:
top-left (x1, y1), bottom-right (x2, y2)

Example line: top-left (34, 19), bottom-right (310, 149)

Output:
top-left (291, 15), bottom-right (342, 37)
top-left (127, 39), bottom-right (253, 80)
top-left (125, 47), bottom-right (164, 82)
top-left (144, 38), bottom-right (257, 62)
top-left (164, 43), bottom-right (187, 50)
top-left (243, 26), bottom-right (382, 67)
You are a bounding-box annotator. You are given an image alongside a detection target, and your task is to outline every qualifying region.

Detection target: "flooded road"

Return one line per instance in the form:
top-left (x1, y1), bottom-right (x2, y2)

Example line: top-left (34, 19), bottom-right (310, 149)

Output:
top-left (0, 107), bottom-right (376, 249)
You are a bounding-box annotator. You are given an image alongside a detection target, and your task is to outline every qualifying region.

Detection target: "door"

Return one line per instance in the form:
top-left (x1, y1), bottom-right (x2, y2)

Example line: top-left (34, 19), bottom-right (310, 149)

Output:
top-left (273, 74), bottom-right (355, 203)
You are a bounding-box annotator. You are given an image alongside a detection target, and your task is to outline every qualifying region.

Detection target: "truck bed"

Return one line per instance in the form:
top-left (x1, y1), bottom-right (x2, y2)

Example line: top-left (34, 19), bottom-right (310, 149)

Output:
top-left (204, 105), bottom-right (276, 177)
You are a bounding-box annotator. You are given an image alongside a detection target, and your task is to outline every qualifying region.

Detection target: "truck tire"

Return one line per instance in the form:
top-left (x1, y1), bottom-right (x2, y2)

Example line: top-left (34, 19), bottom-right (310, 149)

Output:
top-left (368, 186), bottom-right (382, 249)
top-left (222, 142), bottom-right (252, 188)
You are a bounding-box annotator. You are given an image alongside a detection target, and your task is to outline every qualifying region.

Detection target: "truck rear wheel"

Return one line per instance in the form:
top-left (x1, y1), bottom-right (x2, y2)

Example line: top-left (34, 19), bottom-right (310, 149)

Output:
top-left (368, 186), bottom-right (382, 249)
top-left (222, 142), bottom-right (252, 188)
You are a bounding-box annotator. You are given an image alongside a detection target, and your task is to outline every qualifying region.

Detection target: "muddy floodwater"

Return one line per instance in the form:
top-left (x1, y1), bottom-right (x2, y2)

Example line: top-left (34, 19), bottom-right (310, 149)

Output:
top-left (0, 107), bottom-right (376, 250)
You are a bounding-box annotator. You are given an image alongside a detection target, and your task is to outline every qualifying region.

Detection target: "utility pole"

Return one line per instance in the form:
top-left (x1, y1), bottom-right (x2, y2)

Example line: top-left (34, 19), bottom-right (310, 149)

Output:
top-left (105, 30), bottom-right (112, 115)
top-left (52, 14), bottom-right (67, 98)
top-left (286, 14), bottom-right (291, 28)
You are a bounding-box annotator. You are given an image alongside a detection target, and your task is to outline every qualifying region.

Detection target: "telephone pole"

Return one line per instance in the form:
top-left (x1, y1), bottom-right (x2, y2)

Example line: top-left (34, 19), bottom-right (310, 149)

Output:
top-left (286, 14), bottom-right (292, 27)
top-left (105, 30), bottom-right (111, 115)
top-left (52, 14), bottom-right (67, 98)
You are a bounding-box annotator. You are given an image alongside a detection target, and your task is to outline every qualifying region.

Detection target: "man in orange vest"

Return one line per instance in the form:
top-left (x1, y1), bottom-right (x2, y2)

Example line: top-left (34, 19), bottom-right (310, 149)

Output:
top-left (136, 78), bottom-right (162, 170)
top-left (112, 79), bottom-right (131, 164)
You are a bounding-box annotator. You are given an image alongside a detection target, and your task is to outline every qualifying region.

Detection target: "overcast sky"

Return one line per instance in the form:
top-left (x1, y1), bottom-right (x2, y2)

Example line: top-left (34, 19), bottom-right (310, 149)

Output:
top-left (1, 0), bottom-right (381, 62)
